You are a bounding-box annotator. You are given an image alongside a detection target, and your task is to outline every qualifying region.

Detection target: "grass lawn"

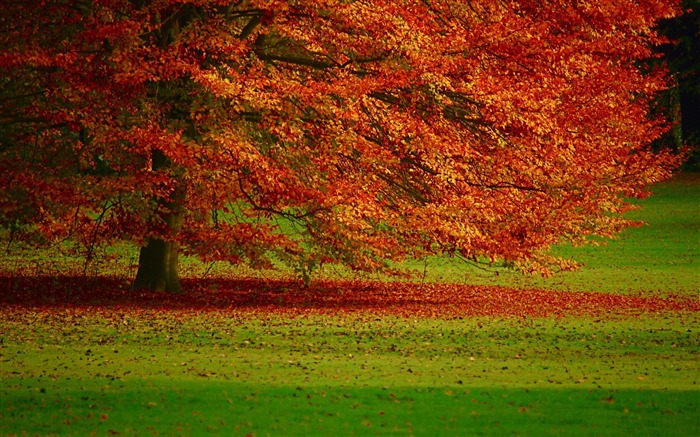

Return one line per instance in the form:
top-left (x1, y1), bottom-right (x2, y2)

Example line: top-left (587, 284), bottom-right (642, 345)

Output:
top-left (2, 312), bottom-right (698, 435)
top-left (1, 174), bottom-right (698, 436)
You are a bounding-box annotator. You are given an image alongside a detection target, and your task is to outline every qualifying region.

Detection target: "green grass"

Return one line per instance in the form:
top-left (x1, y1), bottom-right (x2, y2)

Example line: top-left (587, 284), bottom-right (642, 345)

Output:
top-left (4, 381), bottom-right (698, 436)
top-left (1, 174), bottom-right (699, 435)
top-left (2, 312), bottom-right (699, 435)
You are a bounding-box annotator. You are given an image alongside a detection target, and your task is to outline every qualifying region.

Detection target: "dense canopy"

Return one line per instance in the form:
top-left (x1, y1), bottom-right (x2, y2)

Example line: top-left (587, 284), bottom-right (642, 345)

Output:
top-left (0, 0), bottom-right (682, 291)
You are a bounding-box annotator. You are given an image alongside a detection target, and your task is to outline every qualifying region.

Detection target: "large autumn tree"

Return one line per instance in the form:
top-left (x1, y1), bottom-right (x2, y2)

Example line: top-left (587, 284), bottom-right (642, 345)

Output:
top-left (0, 0), bottom-right (683, 292)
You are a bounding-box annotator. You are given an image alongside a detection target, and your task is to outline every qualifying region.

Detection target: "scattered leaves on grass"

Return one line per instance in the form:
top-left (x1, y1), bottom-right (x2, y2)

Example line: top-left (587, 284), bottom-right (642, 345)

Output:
top-left (1, 275), bottom-right (697, 319)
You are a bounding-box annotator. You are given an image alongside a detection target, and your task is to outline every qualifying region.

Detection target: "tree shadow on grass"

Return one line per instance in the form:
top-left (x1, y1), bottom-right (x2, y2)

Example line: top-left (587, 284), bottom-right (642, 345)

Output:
top-left (1, 274), bottom-right (697, 318)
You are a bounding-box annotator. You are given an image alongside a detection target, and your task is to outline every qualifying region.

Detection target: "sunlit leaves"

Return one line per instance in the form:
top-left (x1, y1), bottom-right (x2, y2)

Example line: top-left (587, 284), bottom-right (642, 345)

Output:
top-left (0, 0), bottom-right (684, 279)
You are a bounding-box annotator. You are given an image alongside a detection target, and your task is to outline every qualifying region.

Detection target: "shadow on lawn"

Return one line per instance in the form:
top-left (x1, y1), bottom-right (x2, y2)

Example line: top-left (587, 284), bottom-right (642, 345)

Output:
top-left (1, 274), bottom-right (698, 318)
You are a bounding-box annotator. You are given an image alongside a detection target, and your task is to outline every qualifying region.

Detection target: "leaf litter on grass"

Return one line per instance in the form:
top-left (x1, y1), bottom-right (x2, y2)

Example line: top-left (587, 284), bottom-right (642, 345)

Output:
top-left (1, 275), bottom-right (697, 319)
top-left (2, 274), bottom-right (698, 436)
top-left (1, 174), bottom-right (698, 435)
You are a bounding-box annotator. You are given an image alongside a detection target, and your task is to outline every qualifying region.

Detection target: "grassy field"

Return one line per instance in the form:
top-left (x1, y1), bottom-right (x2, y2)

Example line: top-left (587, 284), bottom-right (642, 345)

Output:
top-left (2, 311), bottom-right (698, 435)
top-left (1, 174), bottom-right (698, 436)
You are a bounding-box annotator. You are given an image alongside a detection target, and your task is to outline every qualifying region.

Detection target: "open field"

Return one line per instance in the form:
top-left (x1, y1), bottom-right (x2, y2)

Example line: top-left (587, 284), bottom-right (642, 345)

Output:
top-left (1, 174), bottom-right (699, 435)
top-left (1, 303), bottom-right (698, 436)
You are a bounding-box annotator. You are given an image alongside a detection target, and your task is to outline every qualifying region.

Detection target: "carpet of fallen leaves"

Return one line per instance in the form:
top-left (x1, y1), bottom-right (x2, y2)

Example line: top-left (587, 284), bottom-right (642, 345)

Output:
top-left (1, 275), bottom-right (697, 319)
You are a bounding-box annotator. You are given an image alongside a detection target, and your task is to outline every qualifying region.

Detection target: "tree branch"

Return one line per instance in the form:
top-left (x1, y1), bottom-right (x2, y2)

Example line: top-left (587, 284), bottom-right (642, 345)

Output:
top-left (237, 177), bottom-right (329, 220)
top-left (255, 52), bottom-right (336, 70)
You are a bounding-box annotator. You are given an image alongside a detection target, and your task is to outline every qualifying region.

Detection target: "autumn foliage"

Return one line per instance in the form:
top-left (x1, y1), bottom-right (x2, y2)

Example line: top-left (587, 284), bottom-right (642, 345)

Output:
top-left (0, 0), bottom-right (683, 291)
top-left (2, 275), bottom-right (698, 319)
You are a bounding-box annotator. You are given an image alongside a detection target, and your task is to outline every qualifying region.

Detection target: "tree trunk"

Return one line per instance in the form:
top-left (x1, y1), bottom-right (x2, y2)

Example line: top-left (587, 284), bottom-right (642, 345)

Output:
top-left (132, 149), bottom-right (185, 293)
top-left (132, 213), bottom-right (183, 293)
top-left (668, 83), bottom-right (683, 152)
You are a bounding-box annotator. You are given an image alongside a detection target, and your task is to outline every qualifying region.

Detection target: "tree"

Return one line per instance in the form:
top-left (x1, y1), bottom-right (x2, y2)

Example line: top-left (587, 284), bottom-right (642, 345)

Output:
top-left (654, 0), bottom-right (699, 168)
top-left (0, 0), bottom-right (683, 292)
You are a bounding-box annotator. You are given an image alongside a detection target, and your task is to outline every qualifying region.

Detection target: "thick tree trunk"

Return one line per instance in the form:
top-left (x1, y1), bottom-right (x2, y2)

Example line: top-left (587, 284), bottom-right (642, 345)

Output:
top-left (132, 149), bottom-right (185, 293)
top-left (132, 214), bottom-right (183, 293)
